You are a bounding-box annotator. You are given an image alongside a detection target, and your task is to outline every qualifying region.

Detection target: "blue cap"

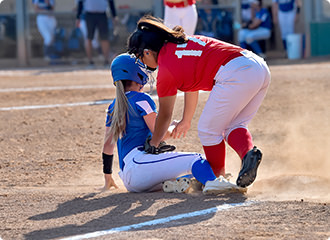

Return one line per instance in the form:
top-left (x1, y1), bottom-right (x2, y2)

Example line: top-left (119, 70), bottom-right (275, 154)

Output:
top-left (111, 53), bottom-right (148, 86)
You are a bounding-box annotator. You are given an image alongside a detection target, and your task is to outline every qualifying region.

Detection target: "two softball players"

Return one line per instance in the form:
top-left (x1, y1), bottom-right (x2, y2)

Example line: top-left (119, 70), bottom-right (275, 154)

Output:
top-left (127, 15), bottom-right (270, 188)
top-left (100, 53), bottom-right (243, 194)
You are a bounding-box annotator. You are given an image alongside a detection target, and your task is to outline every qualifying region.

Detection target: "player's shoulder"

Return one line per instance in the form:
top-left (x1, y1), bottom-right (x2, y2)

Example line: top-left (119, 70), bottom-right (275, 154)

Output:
top-left (128, 91), bottom-right (153, 101)
top-left (126, 91), bottom-right (154, 107)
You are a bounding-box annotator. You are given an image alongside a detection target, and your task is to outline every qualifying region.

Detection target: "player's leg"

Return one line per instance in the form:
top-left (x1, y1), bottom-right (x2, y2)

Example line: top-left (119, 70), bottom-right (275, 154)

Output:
top-left (36, 15), bottom-right (56, 60)
top-left (279, 10), bottom-right (296, 51)
top-left (180, 4), bottom-right (198, 35)
top-left (245, 28), bottom-right (271, 56)
top-left (121, 149), bottom-right (202, 192)
top-left (224, 54), bottom-right (271, 187)
top-left (198, 60), bottom-right (260, 178)
top-left (202, 140), bottom-right (226, 177)
top-left (238, 28), bottom-right (248, 49)
top-left (198, 53), bottom-right (270, 182)
top-left (85, 13), bottom-right (97, 65)
top-left (96, 13), bottom-right (110, 65)
top-left (164, 6), bottom-right (181, 30)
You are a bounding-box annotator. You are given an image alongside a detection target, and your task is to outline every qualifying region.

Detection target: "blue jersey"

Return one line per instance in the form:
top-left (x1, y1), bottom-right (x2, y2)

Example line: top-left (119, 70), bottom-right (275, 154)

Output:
top-left (105, 91), bottom-right (157, 170)
top-left (241, 0), bottom-right (251, 10)
top-left (273, 0), bottom-right (295, 12)
top-left (32, 0), bottom-right (55, 10)
top-left (256, 8), bottom-right (272, 29)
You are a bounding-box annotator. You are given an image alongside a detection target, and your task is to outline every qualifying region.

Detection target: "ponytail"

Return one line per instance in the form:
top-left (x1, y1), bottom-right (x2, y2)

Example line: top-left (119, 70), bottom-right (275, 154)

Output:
top-left (105, 80), bottom-right (129, 144)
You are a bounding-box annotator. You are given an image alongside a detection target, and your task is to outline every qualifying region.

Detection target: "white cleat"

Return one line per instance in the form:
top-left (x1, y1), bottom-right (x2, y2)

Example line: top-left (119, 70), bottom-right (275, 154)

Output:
top-left (162, 177), bottom-right (191, 193)
top-left (203, 176), bottom-right (247, 195)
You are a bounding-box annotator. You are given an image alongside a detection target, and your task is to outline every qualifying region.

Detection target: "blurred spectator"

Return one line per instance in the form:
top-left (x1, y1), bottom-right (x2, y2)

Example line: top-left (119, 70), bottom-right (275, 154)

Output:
top-left (197, 0), bottom-right (233, 42)
top-left (76, 0), bottom-right (117, 67)
top-left (238, 0), bottom-right (272, 58)
top-left (74, 0), bottom-right (102, 59)
top-left (197, 0), bottom-right (219, 38)
top-left (32, 0), bottom-right (57, 62)
top-left (163, 0), bottom-right (200, 35)
top-left (241, 0), bottom-right (255, 25)
top-left (272, 0), bottom-right (302, 53)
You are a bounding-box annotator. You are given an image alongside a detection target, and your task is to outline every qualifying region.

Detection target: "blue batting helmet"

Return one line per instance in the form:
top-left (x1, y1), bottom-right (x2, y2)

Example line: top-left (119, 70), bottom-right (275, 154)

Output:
top-left (111, 53), bottom-right (148, 86)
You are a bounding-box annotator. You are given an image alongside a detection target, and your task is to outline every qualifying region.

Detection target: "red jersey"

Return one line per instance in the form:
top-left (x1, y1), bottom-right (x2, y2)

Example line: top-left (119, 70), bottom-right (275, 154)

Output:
top-left (164, 0), bottom-right (196, 8)
top-left (156, 35), bottom-right (244, 97)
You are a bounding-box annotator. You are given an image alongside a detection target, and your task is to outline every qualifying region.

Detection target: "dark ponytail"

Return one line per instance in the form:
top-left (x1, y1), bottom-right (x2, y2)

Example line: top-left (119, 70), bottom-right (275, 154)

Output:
top-left (127, 15), bottom-right (188, 58)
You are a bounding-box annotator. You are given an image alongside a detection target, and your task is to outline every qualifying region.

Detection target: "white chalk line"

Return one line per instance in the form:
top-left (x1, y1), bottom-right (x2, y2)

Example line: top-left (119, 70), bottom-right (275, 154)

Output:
top-left (0, 92), bottom-right (187, 111)
top-left (0, 99), bottom-right (114, 111)
top-left (0, 85), bottom-right (113, 93)
top-left (59, 201), bottom-right (255, 240)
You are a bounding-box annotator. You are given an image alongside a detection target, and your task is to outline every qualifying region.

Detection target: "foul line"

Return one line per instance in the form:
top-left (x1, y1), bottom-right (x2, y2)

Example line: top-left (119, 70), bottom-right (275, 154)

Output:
top-left (60, 201), bottom-right (255, 240)
top-left (0, 85), bottom-right (113, 93)
top-left (0, 92), bottom-right (187, 111)
top-left (0, 99), bottom-right (114, 111)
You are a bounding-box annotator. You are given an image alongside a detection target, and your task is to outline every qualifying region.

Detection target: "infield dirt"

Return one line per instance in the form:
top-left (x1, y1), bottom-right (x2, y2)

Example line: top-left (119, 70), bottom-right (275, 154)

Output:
top-left (0, 57), bottom-right (329, 240)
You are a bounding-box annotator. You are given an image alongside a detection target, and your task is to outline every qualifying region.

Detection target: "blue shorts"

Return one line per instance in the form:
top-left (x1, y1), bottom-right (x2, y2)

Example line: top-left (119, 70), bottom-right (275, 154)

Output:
top-left (85, 12), bottom-right (109, 41)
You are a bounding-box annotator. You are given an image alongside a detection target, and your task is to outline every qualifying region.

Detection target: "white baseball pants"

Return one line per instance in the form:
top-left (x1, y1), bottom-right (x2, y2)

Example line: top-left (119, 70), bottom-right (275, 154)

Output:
top-left (36, 14), bottom-right (57, 46)
top-left (238, 27), bottom-right (271, 44)
top-left (164, 4), bottom-right (198, 35)
top-left (119, 147), bottom-right (203, 192)
top-left (198, 50), bottom-right (271, 146)
top-left (278, 10), bottom-right (296, 40)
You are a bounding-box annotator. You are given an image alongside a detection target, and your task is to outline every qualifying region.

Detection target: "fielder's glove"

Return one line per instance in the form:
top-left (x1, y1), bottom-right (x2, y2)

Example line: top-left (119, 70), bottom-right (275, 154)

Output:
top-left (144, 136), bottom-right (176, 154)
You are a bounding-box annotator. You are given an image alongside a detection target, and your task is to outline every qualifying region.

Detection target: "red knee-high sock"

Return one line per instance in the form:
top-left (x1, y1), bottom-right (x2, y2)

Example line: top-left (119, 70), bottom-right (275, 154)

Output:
top-left (227, 128), bottom-right (254, 159)
top-left (203, 140), bottom-right (226, 177)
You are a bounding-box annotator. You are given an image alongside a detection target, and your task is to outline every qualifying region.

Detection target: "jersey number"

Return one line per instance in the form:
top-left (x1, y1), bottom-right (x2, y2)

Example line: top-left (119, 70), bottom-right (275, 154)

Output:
top-left (175, 37), bottom-right (206, 59)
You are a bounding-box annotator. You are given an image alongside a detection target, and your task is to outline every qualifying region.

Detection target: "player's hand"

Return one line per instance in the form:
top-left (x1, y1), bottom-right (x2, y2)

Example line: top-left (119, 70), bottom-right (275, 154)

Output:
top-left (171, 120), bottom-right (191, 139)
top-left (97, 174), bottom-right (118, 192)
top-left (163, 120), bottom-right (179, 140)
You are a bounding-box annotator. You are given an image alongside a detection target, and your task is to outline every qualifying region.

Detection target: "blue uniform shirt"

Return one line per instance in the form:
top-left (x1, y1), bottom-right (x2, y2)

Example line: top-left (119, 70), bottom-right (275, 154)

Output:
top-left (106, 91), bottom-right (157, 170)
top-left (241, 0), bottom-right (251, 9)
top-left (256, 8), bottom-right (272, 29)
top-left (32, 0), bottom-right (55, 10)
top-left (273, 0), bottom-right (295, 12)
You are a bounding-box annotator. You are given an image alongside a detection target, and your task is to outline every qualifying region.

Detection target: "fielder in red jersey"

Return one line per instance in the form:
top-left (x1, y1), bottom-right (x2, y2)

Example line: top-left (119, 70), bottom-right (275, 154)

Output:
top-left (128, 15), bottom-right (271, 188)
top-left (157, 35), bottom-right (243, 97)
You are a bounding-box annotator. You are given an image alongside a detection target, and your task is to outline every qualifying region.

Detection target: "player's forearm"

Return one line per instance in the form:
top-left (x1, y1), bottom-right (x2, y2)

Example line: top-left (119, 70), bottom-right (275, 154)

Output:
top-left (102, 127), bottom-right (115, 155)
top-left (151, 111), bottom-right (173, 146)
top-left (248, 19), bottom-right (261, 29)
top-left (150, 95), bottom-right (176, 146)
top-left (182, 91), bottom-right (198, 123)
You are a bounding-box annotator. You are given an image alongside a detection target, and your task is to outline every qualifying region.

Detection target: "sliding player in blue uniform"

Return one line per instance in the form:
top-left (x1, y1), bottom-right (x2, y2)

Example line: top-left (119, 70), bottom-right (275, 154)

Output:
top-left (99, 53), bottom-right (245, 194)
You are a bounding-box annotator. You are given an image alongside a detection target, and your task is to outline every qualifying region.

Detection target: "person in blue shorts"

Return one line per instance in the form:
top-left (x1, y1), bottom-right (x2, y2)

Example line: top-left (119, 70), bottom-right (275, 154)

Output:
top-left (99, 53), bottom-right (245, 194)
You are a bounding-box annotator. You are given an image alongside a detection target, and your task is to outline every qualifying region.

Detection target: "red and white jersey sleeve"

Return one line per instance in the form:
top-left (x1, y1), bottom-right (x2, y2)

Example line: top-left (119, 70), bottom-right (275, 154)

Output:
top-left (156, 35), bottom-right (243, 97)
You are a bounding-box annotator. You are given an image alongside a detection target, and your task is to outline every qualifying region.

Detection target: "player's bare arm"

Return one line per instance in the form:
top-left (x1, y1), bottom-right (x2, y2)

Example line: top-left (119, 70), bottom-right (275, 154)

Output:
top-left (172, 91), bottom-right (199, 139)
top-left (144, 112), bottom-right (175, 141)
top-left (143, 112), bottom-right (157, 134)
top-left (98, 127), bottom-right (118, 192)
top-left (248, 18), bottom-right (262, 29)
top-left (150, 95), bottom-right (176, 147)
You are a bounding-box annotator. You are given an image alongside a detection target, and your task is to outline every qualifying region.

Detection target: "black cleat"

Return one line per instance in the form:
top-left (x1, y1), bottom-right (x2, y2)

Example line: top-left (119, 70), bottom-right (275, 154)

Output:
top-left (236, 146), bottom-right (262, 188)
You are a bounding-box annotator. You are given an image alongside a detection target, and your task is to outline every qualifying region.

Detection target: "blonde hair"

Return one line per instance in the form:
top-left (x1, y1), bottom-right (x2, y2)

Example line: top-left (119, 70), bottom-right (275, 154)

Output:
top-left (105, 80), bottom-right (130, 144)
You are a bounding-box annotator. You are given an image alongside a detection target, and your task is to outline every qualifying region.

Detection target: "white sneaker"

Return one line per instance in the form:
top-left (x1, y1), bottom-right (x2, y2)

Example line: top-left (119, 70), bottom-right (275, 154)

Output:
top-left (162, 177), bottom-right (191, 193)
top-left (203, 176), bottom-right (247, 195)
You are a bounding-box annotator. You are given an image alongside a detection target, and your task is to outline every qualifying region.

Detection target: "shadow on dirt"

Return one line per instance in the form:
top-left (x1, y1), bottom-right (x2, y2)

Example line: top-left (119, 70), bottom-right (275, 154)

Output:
top-left (26, 191), bottom-right (247, 240)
